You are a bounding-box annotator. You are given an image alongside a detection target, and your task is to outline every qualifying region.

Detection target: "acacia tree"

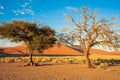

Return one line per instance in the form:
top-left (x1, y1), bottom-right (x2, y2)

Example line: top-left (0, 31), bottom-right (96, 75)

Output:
top-left (0, 20), bottom-right (56, 66)
top-left (60, 7), bottom-right (120, 68)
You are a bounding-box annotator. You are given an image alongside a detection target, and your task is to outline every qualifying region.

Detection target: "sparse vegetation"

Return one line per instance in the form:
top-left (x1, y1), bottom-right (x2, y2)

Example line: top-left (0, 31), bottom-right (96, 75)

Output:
top-left (0, 20), bottom-right (56, 66)
top-left (59, 7), bottom-right (120, 68)
top-left (0, 0), bottom-right (120, 79)
top-left (0, 55), bottom-right (120, 67)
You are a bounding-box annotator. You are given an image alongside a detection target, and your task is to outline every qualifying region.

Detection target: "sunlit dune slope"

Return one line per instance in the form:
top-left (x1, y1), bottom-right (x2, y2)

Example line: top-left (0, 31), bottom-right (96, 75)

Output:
top-left (43, 44), bottom-right (81, 55)
top-left (0, 44), bottom-right (120, 55)
top-left (0, 44), bottom-right (27, 54)
top-left (90, 49), bottom-right (120, 55)
top-left (0, 44), bottom-right (81, 55)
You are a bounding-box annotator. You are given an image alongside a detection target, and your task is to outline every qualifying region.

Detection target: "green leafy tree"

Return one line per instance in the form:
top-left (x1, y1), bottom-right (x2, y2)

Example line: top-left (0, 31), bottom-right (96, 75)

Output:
top-left (60, 7), bottom-right (120, 68)
top-left (0, 20), bottom-right (56, 66)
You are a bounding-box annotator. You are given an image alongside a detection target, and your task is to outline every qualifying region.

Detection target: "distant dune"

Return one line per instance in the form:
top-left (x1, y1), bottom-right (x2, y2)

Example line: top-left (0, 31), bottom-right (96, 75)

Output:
top-left (0, 44), bottom-right (27, 54)
top-left (0, 44), bottom-right (120, 55)
top-left (90, 48), bottom-right (120, 55)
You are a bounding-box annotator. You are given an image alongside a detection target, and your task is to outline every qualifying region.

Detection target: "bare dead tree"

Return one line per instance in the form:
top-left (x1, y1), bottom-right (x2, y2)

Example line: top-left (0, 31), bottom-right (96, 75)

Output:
top-left (60, 7), bottom-right (120, 68)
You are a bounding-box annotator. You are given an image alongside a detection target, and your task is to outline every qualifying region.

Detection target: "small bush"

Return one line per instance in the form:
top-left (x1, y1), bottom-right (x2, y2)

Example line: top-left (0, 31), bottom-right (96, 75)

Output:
top-left (0, 55), bottom-right (120, 67)
top-left (4, 58), bottom-right (15, 63)
top-left (68, 60), bottom-right (74, 64)
top-left (98, 63), bottom-right (109, 68)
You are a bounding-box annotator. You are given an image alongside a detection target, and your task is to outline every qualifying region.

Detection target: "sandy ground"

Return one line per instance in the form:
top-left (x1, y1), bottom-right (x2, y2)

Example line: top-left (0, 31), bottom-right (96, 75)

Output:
top-left (0, 63), bottom-right (120, 80)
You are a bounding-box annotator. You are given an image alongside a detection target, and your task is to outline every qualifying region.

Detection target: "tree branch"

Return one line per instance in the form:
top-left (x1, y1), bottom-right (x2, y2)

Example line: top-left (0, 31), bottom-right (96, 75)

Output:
top-left (90, 40), bottom-right (112, 47)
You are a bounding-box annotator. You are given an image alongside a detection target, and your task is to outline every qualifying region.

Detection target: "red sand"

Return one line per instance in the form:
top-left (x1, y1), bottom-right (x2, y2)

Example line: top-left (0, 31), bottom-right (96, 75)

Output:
top-left (0, 44), bottom-right (120, 55)
top-left (0, 63), bottom-right (120, 80)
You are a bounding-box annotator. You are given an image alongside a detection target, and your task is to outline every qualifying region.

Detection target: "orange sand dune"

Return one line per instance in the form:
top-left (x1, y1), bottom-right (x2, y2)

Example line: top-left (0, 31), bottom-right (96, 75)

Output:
top-left (90, 49), bottom-right (120, 55)
top-left (0, 44), bottom-right (120, 55)
top-left (0, 46), bottom-right (27, 54)
top-left (43, 44), bottom-right (81, 55)
top-left (0, 44), bottom-right (81, 55)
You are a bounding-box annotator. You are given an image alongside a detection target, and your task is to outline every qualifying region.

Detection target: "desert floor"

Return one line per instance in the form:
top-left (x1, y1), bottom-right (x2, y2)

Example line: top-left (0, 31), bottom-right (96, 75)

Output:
top-left (0, 63), bottom-right (120, 80)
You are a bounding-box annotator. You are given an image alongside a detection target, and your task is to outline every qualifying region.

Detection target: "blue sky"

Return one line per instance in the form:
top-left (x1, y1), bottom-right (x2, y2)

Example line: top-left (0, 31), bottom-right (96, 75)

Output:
top-left (0, 0), bottom-right (120, 46)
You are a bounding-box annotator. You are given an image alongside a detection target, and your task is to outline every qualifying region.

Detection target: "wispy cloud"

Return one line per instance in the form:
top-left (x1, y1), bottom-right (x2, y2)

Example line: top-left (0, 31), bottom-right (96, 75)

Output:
top-left (14, 8), bottom-right (34, 15)
top-left (0, 5), bottom-right (4, 9)
top-left (21, 2), bottom-right (30, 8)
top-left (13, 10), bottom-right (18, 15)
top-left (0, 5), bottom-right (5, 15)
top-left (20, 11), bottom-right (25, 15)
top-left (0, 12), bottom-right (4, 15)
top-left (24, 8), bottom-right (34, 15)
top-left (13, 0), bottom-right (34, 16)
top-left (29, 0), bottom-right (32, 2)
top-left (65, 6), bottom-right (78, 11)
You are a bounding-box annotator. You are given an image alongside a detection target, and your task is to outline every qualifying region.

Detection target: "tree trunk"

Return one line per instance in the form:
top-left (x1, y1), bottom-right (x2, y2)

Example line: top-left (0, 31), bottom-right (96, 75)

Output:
top-left (23, 50), bottom-right (37, 66)
top-left (26, 50), bottom-right (35, 66)
top-left (85, 49), bottom-right (94, 68)
top-left (29, 51), bottom-right (33, 63)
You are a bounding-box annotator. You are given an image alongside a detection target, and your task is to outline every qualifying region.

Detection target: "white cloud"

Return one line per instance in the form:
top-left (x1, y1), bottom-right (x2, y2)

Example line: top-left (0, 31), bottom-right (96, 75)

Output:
top-left (66, 6), bottom-right (78, 11)
top-left (21, 2), bottom-right (29, 8)
top-left (0, 5), bottom-right (4, 9)
top-left (25, 2), bottom-right (29, 5)
top-left (15, 13), bottom-right (18, 15)
top-left (24, 8), bottom-right (34, 15)
top-left (13, 10), bottom-right (17, 13)
top-left (13, 10), bottom-right (25, 15)
top-left (14, 8), bottom-right (34, 15)
top-left (14, 0), bottom-right (34, 16)
top-left (21, 5), bottom-right (26, 8)
top-left (29, 0), bottom-right (32, 2)
top-left (20, 11), bottom-right (25, 15)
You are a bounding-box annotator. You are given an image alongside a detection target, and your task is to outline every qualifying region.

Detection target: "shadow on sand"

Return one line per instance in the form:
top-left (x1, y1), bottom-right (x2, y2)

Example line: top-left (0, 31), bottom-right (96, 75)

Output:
top-left (0, 51), bottom-right (83, 58)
